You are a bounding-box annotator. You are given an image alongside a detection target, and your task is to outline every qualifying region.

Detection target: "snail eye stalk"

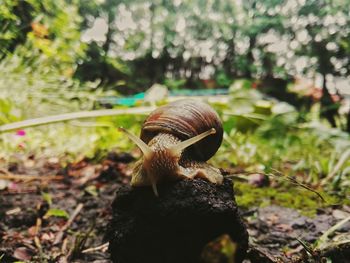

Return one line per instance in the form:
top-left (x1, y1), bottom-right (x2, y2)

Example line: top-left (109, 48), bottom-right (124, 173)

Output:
top-left (169, 128), bottom-right (216, 156)
top-left (118, 127), bottom-right (153, 159)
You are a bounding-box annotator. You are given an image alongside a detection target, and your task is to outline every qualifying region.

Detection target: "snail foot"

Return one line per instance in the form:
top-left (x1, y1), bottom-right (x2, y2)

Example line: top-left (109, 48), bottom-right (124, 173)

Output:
top-left (180, 162), bottom-right (223, 184)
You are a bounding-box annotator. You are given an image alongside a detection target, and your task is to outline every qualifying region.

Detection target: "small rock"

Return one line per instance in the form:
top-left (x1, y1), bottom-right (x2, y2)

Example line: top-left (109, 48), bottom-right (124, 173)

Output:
top-left (290, 217), bottom-right (307, 228)
top-left (248, 173), bottom-right (269, 187)
top-left (0, 179), bottom-right (9, 190)
top-left (332, 209), bottom-right (350, 220)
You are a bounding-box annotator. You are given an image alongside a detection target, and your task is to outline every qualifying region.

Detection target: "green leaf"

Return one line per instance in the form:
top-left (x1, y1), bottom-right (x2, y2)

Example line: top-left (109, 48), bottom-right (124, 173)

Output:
top-left (44, 208), bottom-right (69, 219)
top-left (85, 185), bottom-right (98, 197)
top-left (41, 192), bottom-right (52, 206)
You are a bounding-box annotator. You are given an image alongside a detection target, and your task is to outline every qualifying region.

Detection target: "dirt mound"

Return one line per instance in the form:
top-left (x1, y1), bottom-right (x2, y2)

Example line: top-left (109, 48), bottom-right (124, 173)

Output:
top-left (108, 178), bottom-right (248, 263)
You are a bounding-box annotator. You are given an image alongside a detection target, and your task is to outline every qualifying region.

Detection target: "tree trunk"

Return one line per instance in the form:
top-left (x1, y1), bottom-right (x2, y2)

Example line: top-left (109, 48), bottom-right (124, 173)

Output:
top-left (245, 36), bottom-right (256, 79)
top-left (99, 11), bottom-right (115, 86)
top-left (320, 74), bottom-right (338, 127)
top-left (346, 109), bottom-right (350, 133)
top-left (223, 33), bottom-right (236, 77)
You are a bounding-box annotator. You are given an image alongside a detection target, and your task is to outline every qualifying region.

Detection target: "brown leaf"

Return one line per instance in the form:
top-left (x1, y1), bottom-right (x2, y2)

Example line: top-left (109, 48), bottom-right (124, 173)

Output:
top-left (13, 247), bottom-right (33, 261)
top-left (73, 165), bottom-right (102, 185)
top-left (28, 226), bottom-right (37, 236)
top-left (266, 214), bottom-right (280, 225)
top-left (41, 232), bottom-right (55, 242)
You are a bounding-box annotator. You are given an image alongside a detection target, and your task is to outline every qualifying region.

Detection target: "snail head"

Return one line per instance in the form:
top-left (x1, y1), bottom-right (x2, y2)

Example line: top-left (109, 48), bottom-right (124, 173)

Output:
top-left (119, 127), bottom-right (216, 196)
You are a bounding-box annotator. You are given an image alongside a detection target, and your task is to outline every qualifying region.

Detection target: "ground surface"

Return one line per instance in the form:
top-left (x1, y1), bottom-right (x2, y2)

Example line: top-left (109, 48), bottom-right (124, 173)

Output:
top-left (0, 153), bottom-right (349, 262)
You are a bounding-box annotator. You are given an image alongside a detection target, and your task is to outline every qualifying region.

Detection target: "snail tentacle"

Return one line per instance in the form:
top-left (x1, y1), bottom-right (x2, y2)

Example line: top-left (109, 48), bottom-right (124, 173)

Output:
top-left (169, 128), bottom-right (216, 156)
top-left (119, 127), bottom-right (153, 159)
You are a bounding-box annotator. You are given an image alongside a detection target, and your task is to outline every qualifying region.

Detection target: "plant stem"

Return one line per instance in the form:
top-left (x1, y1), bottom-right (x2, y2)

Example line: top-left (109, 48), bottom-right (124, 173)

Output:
top-left (0, 107), bottom-right (155, 133)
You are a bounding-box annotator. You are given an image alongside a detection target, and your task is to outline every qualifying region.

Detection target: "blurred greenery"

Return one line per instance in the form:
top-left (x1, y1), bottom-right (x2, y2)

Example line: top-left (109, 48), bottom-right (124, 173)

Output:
top-left (0, 0), bottom-right (350, 213)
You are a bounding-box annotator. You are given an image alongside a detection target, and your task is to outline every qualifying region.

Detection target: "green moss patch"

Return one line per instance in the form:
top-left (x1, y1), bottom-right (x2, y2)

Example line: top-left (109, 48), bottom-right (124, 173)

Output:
top-left (234, 182), bottom-right (348, 217)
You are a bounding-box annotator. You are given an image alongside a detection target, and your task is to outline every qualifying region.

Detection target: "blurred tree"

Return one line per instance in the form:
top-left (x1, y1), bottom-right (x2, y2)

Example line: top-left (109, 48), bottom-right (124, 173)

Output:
top-left (0, 0), bottom-right (35, 59)
top-left (1, 0), bottom-right (350, 131)
top-left (76, 0), bottom-right (241, 90)
top-left (0, 0), bottom-right (84, 73)
top-left (75, 0), bottom-right (134, 90)
top-left (293, 0), bottom-right (350, 127)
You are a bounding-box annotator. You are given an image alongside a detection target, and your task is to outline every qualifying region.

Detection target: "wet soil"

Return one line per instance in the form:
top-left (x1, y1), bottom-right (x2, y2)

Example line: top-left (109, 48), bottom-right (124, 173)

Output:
top-left (0, 153), bottom-right (132, 262)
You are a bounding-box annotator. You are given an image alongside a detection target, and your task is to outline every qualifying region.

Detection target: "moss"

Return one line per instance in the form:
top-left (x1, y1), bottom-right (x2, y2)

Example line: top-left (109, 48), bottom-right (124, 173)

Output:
top-left (234, 182), bottom-right (348, 217)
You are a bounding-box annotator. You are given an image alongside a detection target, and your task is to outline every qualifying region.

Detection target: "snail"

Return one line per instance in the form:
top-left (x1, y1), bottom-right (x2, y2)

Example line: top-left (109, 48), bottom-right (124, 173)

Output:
top-left (120, 99), bottom-right (224, 196)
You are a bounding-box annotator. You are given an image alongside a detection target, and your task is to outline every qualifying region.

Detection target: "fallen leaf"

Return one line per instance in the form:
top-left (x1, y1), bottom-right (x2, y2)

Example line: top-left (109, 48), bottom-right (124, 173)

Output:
top-left (85, 185), bottom-right (98, 196)
top-left (44, 208), bottom-right (69, 219)
top-left (41, 232), bottom-right (55, 242)
top-left (13, 247), bottom-right (32, 261)
top-left (6, 207), bottom-right (21, 215)
top-left (28, 226), bottom-right (37, 237)
top-left (73, 165), bottom-right (101, 185)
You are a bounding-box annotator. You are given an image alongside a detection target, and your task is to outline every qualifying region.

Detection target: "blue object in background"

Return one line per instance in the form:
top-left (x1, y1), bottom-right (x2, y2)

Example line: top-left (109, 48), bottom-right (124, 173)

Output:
top-left (98, 92), bottom-right (145, 107)
top-left (97, 89), bottom-right (228, 107)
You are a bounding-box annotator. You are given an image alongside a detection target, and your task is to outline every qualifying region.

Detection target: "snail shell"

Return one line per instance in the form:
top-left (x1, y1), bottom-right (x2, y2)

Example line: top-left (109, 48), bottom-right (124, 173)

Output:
top-left (140, 99), bottom-right (223, 162)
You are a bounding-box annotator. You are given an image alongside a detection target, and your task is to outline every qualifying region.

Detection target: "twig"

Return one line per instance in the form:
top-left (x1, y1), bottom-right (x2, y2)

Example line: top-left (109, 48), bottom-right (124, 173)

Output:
top-left (34, 218), bottom-right (42, 236)
top-left (6, 188), bottom-right (38, 194)
top-left (82, 242), bottom-right (109, 253)
top-left (34, 236), bottom-right (42, 253)
top-left (295, 237), bottom-right (314, 255)
top-left (54, 203), bottom-right (84, 245)
top-left (0, 173), bottom-right (64, 182)
top-left (268, 168), bottom-right (326, 202)
top-left (316, 215), bottom-right (350, 250)
top-left (0, 168), bottom-right (64, 182)
top-left (226, 169), bottom-right (326, 202)
top-left (61, 237), bottom-right (68, 254)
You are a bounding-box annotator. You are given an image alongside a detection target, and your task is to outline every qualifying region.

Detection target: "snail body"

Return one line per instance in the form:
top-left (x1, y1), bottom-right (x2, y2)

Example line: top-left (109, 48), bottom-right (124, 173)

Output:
top-left (120, 99), bottom-right (224, 196)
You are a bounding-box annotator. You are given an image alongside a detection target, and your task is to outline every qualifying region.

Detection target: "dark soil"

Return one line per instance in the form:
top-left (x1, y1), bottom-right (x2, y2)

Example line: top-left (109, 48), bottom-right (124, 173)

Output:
top-left (0, 153), bottom-right (349, 262)
top-left (108, 178), bottom-right (248, 263)
top-left (244, 205), bottom-right (350, 262)
top-left (0, 153), bottom-right (132, 262)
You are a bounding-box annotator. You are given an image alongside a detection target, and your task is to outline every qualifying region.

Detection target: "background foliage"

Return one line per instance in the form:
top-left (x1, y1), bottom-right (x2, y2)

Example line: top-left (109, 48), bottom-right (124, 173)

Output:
top-left (0, 0), bottom-right (349, 196)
